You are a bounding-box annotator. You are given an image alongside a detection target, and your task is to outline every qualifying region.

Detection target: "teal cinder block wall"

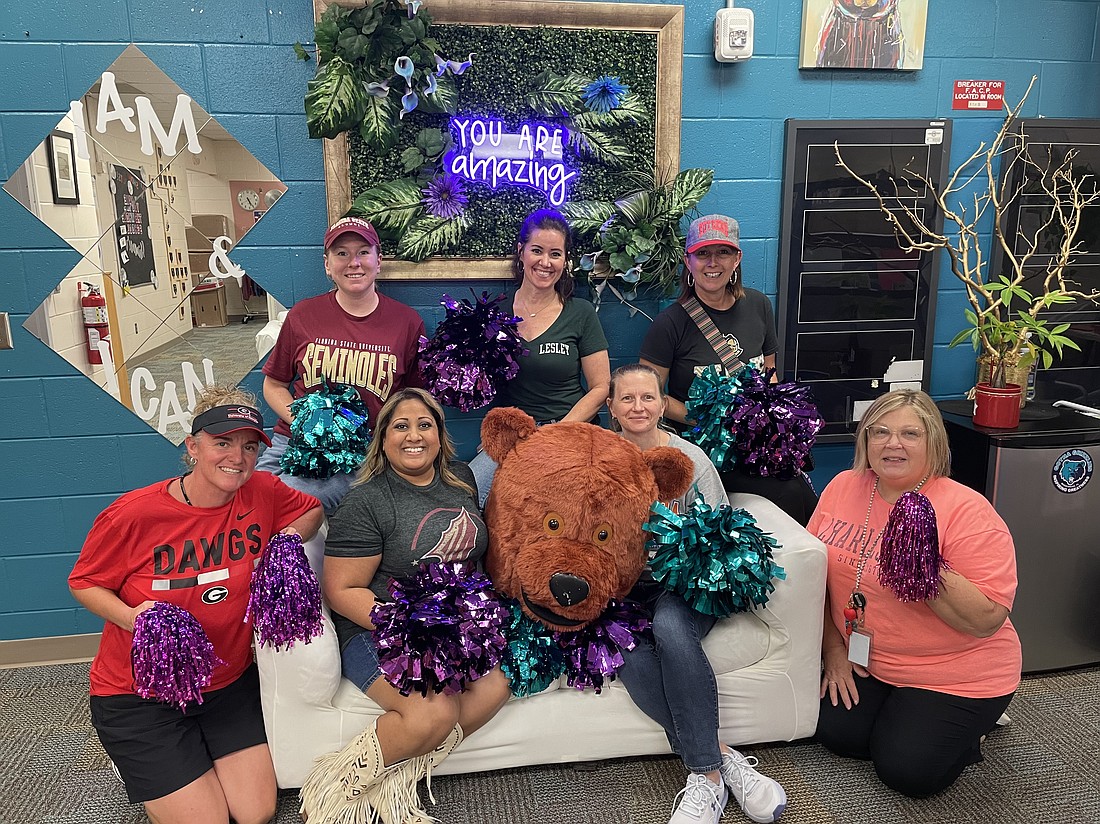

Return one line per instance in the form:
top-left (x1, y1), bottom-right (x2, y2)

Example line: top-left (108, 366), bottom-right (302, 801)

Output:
top-left (3, 0), bottom-right (1100, 641)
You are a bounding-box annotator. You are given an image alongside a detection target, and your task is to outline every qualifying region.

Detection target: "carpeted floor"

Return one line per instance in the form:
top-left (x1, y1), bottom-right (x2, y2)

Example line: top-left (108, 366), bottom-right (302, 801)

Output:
top-left (2, 662), bottom-right (1098, 823)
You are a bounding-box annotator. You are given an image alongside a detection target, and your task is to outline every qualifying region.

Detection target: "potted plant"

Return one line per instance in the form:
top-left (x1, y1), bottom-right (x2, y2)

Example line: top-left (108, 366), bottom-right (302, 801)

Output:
top-left (835, 77), bottom-right (1100, 428)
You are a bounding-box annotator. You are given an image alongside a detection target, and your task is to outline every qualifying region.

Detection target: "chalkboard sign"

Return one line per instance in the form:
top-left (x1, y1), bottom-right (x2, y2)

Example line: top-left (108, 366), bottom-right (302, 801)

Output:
top-left (993, 119), bottom-right (1100, 406)
top-left (110, 164), bottom-right (155, 288)
top-left (777, 119), bottom-right (952, 442)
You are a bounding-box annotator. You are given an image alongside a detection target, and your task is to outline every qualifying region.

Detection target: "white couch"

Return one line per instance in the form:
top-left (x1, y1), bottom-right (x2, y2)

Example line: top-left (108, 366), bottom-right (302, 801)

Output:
top-left (257, 492), bottom-right (827, 789)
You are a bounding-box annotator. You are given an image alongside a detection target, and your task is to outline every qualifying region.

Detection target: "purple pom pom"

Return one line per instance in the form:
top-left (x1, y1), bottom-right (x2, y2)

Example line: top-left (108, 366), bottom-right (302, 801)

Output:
top-left (553, 600), bottom-right (650, 693)
top-left (877, 491), bottom-right (944, 602)
top-left (371, 562), bottom-right (510, 696)
top-left (727, 367), bottom-right (824, 479)
top-left (418, 292), bottom-right (527, 412)
top-left (247, 532), bottom-right (323, 651)
top-left (131, 602), bottom-right (225, 711)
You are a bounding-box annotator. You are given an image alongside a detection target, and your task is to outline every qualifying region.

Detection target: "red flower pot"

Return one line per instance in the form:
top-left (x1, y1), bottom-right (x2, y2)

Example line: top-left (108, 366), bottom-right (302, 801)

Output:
top-left (973, 383), bottom-right (1023, 428)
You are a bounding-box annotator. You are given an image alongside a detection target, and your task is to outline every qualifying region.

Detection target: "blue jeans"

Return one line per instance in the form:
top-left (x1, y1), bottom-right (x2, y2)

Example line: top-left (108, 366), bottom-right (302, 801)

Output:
top-left (469, 450), bottom-right (497, 509)
top-left (618, 589), bottom-right (721, 773)
top-left (340, 630), bottom-right (383, 693)
top-left (256, 432), bottom-right (357, 514)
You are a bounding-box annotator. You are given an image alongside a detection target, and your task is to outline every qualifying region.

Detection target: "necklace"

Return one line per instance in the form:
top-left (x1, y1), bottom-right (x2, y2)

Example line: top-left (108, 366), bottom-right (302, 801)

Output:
top-left (517, 295), bottom-right (557, 319)
top-left (845, 475), bottom-right (928, 635)
top-left (178, 474), bottom-right (193, 506)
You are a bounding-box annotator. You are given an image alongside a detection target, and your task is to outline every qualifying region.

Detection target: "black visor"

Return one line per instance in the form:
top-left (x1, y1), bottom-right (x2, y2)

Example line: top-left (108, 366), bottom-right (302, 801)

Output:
top-left (191, 404), bottom-right (271, 446)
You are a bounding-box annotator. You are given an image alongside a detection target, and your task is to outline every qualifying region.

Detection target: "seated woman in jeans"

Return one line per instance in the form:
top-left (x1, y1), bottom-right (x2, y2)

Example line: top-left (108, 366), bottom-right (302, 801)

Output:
top-left (608, 364), bottom-right (787, 824)
top-left (301, 388), bottom-right (511, 824)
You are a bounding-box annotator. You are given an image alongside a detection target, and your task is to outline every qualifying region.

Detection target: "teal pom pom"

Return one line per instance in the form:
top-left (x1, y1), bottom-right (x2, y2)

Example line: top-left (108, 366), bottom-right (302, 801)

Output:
top-left (500, 600), bottom-right (565, 697)
top-left (281, 383), bottom-right (372, 478)
top-left (684, 364), bottom-right (751, 471)
top-left (643, 498), bottom-right (787, 617)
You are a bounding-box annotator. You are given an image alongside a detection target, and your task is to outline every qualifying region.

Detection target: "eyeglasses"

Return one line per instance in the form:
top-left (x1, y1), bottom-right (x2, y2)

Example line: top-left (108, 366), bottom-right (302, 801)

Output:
top-left (866, 425), bottom-right (925, 445)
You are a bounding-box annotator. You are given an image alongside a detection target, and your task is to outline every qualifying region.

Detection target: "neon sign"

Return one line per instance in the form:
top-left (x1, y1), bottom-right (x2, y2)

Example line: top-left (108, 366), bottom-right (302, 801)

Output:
top-left (445, 117), bottom-right (577, 206)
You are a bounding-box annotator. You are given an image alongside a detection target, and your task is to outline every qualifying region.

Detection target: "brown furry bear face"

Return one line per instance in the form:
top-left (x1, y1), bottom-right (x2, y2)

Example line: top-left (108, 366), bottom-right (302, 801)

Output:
top-left (481, 408), bottom-right (692, 631)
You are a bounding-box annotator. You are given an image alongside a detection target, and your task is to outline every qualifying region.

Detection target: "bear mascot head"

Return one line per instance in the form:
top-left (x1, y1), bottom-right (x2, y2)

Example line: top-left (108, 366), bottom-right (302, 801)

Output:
top-left (481, 408), bottom-right (693, 631)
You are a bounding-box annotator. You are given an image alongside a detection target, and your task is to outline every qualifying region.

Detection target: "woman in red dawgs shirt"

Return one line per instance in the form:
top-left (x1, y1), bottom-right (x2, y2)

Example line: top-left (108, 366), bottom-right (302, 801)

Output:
top-left (70, 386), bottom-right (323, 824)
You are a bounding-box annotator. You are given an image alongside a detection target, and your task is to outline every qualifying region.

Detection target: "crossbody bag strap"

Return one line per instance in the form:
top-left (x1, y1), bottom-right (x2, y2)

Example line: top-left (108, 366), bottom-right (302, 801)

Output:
top-left (680, 296), bottom-right (744, 373)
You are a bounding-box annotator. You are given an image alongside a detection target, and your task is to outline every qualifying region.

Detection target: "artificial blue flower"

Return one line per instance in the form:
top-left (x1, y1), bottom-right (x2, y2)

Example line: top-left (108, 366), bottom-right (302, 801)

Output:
top-left (436, 52), bottom-right (476, 77)
top-left (424, 72), bottom-right (439, 96)
top-left (364, 80), bottom-right (391, 98)
top-left (621, 265), bottom-right (642, 284)
top-left (405, 0), bottom-right (423, 18)
top-left (582, 75), bottom-right (629, 114)
top-left (422, 175), bottom-right (469, 219)
top-left (579, 253), bottom-right (596, 272)
top-left (394, 56), bottom-right (415, 83)
top-left (400, 89), bottom-right (419, 119)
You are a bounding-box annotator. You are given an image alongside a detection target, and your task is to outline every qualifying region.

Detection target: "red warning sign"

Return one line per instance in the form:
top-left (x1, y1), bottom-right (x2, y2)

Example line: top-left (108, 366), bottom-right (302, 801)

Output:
top-left (952, 80), bottom-right (1005, 111)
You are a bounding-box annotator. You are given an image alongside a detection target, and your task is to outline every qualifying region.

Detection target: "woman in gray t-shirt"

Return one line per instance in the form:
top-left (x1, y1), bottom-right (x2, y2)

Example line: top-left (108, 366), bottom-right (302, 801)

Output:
top-left (302, 388), bottom-right (510, 824)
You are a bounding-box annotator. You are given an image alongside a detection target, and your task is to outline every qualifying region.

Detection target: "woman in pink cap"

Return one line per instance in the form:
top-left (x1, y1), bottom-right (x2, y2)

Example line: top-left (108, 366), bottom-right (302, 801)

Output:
top-left (258, 217), bottom-right (426, 512)
top-left (640, 214), bottom-right (817, 525)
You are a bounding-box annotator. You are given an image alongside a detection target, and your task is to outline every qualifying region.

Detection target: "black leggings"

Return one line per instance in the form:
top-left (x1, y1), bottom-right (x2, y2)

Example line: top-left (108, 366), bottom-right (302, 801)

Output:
top-left (815, 671), bottom-right (1014, 797)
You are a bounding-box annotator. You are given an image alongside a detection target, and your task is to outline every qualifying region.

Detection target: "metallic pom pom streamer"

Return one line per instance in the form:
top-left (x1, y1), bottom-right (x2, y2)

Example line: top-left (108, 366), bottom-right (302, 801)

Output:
top-left (281, 383), bottom-right (371, 478)
top-left (500, 599), bottom-right (566, 697)
top-left (553, 600), bottom-right (650, 693)
top-left (247, 532), bottom-right (323, 651)
top-left (418, 291), bottom-right (527, 412)
top-left (370, 562), bottom-right (509, 696)
top-left (727, 367), bottom-right (824, 479)
top-left (131, 602), bottom-right (225, 712)
top-left (877, 491), bottom-right (944, 602)
top-left (644, 498), bottom-right (787, 618)
top-left (684, 364), bottom-right (751, 471)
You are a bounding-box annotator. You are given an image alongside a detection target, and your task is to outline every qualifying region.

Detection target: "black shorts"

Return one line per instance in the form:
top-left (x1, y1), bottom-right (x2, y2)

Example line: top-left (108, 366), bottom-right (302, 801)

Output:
top-left (90, 663), bottom-right (267, 804)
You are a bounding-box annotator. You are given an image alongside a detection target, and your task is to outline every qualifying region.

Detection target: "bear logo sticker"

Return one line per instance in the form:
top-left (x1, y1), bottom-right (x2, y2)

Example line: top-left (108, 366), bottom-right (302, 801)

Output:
top-left (1052, 449), bottom-right (1093, 494)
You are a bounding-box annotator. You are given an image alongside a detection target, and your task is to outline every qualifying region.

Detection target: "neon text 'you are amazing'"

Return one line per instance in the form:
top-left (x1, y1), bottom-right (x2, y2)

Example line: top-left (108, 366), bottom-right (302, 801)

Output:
top-left (445, 118), bottom-right (577, 206)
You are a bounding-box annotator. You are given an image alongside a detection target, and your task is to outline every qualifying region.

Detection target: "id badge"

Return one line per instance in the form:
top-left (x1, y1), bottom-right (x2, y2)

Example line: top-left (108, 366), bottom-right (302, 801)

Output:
top-left (848, 629), bottom-right (872, 668)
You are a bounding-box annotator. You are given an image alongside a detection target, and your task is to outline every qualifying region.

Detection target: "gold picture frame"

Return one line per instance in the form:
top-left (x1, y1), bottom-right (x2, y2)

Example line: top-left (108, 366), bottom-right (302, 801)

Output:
top-left (313, 0), bottom-right (685, 280)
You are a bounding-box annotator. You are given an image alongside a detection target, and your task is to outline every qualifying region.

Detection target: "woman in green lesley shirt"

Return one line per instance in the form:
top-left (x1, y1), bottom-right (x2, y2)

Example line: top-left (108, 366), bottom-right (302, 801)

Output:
top-left (470, 209), bottom-right (610, 505)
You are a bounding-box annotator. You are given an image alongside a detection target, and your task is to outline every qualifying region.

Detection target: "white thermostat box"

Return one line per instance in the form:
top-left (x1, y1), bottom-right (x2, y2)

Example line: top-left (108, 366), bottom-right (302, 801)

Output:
top-left (715, 5), bottom-right (754, 62)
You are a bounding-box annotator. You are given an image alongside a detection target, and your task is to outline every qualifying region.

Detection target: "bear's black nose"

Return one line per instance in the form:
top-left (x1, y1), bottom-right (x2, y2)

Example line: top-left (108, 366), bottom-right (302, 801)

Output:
top-left (549, 572), bottom-right (589, 607)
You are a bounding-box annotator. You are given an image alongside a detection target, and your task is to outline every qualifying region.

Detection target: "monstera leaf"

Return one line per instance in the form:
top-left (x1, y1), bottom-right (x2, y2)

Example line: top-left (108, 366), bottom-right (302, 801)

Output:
top-left (305, 56), bottom-right (367, 140)
top-left (398, 214), bottom-right (471, 261)
top-left (347, 179), bottom-right (423, 232)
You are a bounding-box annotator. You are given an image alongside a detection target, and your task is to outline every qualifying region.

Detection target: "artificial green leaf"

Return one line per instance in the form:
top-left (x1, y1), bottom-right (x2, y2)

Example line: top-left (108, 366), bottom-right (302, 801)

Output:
top-left (668, 168), bottom-right (715, 215)
top-left (568, 127), bottom-right (632, 169)
top-left (348, 178), bottom-right (424, 232)
top-left (401, 146), bottom-right (425, 173)
top-left (609, 251), bottom-right (634, 273)
top-left (526, 71), bottom-right (583, 117)
top-left (337, 28), bottom-right (372, 58)
top-left (398, 17), bottom-right (418, 47)
top-left (572, 93), bottom-right (651, 129)
top-left (293, 42), bottom-right (312, 62)
top-left (398, 214), bottom-right (471, 261)
top-left (416, 127), bottom-right (446, 156)
top-left (367, 23), bottom-right (405, 64)
top-left (417, 75), bottom-right (457, 114)
top-left (616, 190), bottom-right (656, 226)
top-left (561, 201), bottom-right (617, 235)
top-left (422, 37), bottom-right (441, 53)
top-left (359, 94), bottom-right (399, 154)
top-left (314, 17), bottom-right (341, 63)
top-left (305, 56), bottom-right (367, 140)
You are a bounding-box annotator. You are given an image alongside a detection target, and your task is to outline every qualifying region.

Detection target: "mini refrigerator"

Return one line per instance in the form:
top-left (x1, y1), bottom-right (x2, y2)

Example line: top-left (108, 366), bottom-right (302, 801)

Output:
top-left (941, 403), bottom-right (1100, 672)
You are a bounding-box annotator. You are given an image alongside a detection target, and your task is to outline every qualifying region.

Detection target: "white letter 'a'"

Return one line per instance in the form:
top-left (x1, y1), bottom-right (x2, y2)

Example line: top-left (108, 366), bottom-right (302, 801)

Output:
top-left (96, 72), bottom-right (137, 135)
top-left (136, 94), bottom-right (202, 157)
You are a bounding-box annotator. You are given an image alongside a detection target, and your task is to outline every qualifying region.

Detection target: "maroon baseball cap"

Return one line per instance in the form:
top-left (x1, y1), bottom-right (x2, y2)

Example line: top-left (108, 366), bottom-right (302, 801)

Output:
top-left (191, 404), bottom-right (271, 446)
top-left (324, 216), bottom-right (380, 250)
top-left (685, 214), bottom-right (741, 254)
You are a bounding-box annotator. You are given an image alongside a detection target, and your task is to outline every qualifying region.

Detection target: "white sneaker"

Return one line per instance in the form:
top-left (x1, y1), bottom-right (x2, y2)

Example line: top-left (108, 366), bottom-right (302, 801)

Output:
top-left (669, 773), bottom-right (728, 824)
top-left (720, 748), bottom-right (787, 823)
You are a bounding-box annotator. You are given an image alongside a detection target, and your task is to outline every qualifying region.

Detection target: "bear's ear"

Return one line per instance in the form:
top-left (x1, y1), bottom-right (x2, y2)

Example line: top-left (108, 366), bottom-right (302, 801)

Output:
top-left (643, 446), bottom-right (694, 502)
top-left (481, 407), bottom-right (538, 463)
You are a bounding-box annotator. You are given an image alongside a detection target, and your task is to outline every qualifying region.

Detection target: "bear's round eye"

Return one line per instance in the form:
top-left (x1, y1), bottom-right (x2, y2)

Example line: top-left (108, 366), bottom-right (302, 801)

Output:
top-left (593, 524), bottom-right (612, 545)
top-left (543, 512), bottom-right (563, 535)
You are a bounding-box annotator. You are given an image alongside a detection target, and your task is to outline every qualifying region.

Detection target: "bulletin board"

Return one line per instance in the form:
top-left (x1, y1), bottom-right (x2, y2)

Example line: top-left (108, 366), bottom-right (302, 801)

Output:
top-left (110, 164), bottom-right (155, 289)
top-left (777, 119), bottom-right (952, 441)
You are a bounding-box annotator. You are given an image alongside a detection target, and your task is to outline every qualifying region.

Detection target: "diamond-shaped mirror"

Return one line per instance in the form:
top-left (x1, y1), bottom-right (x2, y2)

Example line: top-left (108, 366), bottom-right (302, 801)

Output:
top-left (4, 46), bottom-right (287, 444)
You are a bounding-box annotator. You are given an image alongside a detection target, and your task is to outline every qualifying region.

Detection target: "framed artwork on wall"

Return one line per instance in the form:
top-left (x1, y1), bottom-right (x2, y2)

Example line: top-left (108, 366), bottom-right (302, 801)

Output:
top-left (46, 129), bottom-right (80, 204)
top-left (799, 0), bottom-right (929, 71)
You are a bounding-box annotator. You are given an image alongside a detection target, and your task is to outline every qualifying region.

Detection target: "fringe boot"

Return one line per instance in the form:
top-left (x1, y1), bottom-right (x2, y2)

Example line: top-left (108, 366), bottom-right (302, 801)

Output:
top-left (299, 719), bottom-right (399, 824)
top-left (367, 723), bottom-right (465, 824)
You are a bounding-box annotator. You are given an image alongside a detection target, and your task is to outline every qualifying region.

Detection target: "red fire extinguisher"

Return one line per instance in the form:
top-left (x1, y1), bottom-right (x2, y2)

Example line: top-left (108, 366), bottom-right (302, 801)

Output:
top-left (81, 284), bottom-right (110, 365)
